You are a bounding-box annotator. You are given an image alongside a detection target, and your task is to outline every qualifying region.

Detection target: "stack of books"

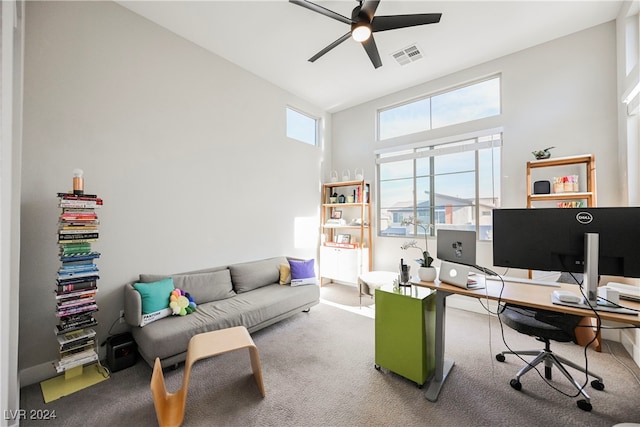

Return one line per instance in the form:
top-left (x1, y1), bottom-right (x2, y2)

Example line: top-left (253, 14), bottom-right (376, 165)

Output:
top-left (54, 329), bottom-right (98, 373)
top-left (54, 192), bottom-right (102, 371)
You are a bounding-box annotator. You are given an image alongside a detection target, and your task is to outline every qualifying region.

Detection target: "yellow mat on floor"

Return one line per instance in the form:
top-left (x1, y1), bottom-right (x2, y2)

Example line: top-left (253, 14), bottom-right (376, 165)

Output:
top-left (40, 363), bottom-right (109, 403)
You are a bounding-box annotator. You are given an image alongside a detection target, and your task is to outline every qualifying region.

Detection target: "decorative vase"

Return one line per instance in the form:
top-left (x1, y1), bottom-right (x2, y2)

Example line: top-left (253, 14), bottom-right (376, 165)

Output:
top-left (418, 266), bottom-right (437, 282)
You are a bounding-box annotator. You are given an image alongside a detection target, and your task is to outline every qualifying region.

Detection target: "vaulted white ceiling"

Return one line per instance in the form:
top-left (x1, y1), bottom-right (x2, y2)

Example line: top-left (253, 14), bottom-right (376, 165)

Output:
top-left (117, 1), bottom-right (622, 112)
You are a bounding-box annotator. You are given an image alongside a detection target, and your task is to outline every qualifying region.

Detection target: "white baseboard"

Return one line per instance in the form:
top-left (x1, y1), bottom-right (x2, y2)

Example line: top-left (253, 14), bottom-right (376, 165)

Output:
top-left (19, 361), bottom-right (60, 387)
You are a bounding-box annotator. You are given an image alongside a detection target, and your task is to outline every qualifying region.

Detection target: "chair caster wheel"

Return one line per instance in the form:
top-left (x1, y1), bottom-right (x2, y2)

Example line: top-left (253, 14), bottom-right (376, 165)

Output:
top-left (577, 399), bottom-right (592, 411)
top-left (495, 354), bottom-right (505, 362)
top-left (591, 380), bottom-right (604, 391)
top-left (510, 379), bottom-right (522, 391)
top-left (374, 364), bottom-right (381, 371)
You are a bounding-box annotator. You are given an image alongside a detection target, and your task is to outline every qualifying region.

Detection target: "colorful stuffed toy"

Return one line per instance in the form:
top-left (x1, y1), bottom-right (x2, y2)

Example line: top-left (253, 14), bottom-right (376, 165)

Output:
top-left (169, 288), bottom-right (197, 316)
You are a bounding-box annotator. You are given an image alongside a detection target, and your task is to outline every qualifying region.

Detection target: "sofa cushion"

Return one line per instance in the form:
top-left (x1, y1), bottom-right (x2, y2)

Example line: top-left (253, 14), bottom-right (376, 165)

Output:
top-left (132, 278), bottom-right (175, 326)
top-left (229, 256), bottom-right (287, 293)
top-left (140, 269), bottom-right (235, 304)
top-left (279, 263), bottom-right (291, 285)
top-left (289, 259), bottom-right (317, 286)
top-left (133, 278), bottom-right (174, 314)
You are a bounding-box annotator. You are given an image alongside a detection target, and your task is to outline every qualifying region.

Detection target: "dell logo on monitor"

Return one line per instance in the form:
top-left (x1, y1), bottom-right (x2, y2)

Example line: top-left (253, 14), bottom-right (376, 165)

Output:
top-left (576, 212), bottom-right (594, 224)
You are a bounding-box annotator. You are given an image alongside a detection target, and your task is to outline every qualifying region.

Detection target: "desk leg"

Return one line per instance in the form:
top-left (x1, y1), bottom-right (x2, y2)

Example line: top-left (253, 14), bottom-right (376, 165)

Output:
top-left (424, 290), bottom-right (454, 402)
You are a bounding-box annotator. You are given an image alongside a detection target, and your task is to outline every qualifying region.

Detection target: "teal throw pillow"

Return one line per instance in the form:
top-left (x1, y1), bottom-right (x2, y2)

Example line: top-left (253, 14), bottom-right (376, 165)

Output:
top-left (133, 277), bottom-right (175, 314)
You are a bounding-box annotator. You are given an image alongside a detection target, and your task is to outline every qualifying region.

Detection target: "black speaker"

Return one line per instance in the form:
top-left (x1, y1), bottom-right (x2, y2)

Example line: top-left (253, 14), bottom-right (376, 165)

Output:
top-left (106, 333), bottom-right (137, 372)
top-left (533, 180), bottom-right (551, 194)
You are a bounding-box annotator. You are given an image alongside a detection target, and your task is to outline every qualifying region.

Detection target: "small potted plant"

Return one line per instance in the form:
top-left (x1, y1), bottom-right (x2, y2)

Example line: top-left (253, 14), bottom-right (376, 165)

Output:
top-left (401, 217), bottom-right (437, 282)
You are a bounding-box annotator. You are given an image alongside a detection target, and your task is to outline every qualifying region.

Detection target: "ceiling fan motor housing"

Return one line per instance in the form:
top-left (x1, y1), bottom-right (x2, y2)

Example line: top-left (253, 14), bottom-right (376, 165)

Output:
top-left (290, 0), bottom-right (441, 69)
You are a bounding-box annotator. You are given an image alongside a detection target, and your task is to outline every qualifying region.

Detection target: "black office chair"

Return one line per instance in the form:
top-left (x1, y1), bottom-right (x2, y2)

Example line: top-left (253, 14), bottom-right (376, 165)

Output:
top-left (495, 304), bottom-right (604, 411)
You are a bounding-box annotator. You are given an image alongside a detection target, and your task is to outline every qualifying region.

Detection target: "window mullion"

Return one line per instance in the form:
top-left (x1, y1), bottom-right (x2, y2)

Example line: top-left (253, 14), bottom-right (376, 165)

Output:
top-left (413, 156), bottom-right (418, 236)
top-left (429, 155), bottom-right (435, 235)
top-left (474, 144), bottom-right (480, 237)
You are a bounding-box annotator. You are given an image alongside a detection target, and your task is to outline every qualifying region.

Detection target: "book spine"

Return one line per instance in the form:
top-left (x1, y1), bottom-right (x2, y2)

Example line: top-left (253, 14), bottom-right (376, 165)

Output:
top-left (58, 238), bottom-right (98, 244)
top-left (56, 289), bottom-right (97, 300)
top-left (57, 193), bottom-right (99, 199)
top-left (60, 338), bottom-right (95, 353)
top-left (59, 263), bottom-right (97, 271)
top-left (58, 232), bottom-right (99, 240)
top-left (60, 245), bottom-right (93, 255)
top-left (57, 328), bottom-right (96, 345)
top-left (56, 275), bottom-right (98, 284)
top-left (56, 304), bottom-right (98, 317)
top-left (57, 270), bottom-right (99, 280)
top-left (57, 297), bottom-right (96, 310)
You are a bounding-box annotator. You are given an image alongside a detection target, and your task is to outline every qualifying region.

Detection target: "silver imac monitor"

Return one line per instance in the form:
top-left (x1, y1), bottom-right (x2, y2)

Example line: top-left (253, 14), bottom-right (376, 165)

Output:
top-left (437, 229), bottom-right (476, 266)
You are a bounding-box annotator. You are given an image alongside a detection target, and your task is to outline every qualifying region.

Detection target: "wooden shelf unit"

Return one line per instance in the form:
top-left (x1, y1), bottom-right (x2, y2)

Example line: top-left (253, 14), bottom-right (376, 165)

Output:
top-left (320, 180), bottom-right (372, 285)
top-left (526, 154), bottom-right (596, 208)
top-left (525, 154), bottom-right (597, 281)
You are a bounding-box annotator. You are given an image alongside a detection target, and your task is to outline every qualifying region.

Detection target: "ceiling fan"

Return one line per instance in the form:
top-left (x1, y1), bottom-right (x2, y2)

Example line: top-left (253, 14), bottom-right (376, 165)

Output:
top-left (289, 0), bottom-right (442, 69)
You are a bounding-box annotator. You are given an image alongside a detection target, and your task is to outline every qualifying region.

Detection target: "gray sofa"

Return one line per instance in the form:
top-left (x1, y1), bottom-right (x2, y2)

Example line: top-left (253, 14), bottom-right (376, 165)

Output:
top-left (124, 256), bottom-right (320, 368)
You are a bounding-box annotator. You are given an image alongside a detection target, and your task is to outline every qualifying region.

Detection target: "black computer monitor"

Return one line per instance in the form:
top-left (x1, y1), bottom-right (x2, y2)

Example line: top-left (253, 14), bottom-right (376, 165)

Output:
top-left (492, 207), bottom-right (640, 303)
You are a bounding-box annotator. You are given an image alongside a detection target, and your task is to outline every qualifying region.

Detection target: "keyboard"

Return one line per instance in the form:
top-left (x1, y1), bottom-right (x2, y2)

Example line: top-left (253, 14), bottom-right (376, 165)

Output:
top-left (606, 282), bottom-right (640, 302)
top-left (486, 275), bottom-right (560, 287)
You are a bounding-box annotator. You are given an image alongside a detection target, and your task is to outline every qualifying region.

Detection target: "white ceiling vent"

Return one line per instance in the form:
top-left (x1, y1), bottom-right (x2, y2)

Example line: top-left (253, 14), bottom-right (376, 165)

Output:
top-left (392, 44), bottom-right (424, 66)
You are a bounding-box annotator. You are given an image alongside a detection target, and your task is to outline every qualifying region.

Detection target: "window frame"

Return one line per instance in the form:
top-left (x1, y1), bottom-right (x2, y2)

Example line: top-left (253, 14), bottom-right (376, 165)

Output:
top-left (377, 75), bottom-right (501, 141)
top-left (376, 129), bottom-right (502, 241)
top-left (286, 106), bottom-right (320, 147)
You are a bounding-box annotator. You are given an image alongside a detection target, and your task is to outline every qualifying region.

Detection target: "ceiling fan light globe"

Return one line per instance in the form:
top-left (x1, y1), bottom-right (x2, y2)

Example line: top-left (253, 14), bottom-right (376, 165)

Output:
top-left (351, 24), bottom-right (371, 42)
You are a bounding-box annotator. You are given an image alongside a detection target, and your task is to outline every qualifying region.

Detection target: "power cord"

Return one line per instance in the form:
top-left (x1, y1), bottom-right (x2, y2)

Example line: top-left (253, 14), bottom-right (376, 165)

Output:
top-left (99, 313), bottom-right (128, 347)
top-left (603, 340), bottom-right (640, 386)
top-left (492, 272), bottom-right (600, 400)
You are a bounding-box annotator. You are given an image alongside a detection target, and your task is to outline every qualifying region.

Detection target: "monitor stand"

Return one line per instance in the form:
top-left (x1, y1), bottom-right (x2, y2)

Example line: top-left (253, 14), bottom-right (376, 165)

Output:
top-left (551, 293), bottom-right (638, 316)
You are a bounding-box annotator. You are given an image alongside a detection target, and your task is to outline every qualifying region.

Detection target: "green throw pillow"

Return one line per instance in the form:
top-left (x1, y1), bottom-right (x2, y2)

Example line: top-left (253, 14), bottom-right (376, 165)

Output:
top-left (133, 277), bottom-right (175, 314)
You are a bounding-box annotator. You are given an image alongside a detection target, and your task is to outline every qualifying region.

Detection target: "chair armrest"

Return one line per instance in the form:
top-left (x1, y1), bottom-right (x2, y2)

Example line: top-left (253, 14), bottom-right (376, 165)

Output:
top-left (123, 284), bottom-right (142, 327)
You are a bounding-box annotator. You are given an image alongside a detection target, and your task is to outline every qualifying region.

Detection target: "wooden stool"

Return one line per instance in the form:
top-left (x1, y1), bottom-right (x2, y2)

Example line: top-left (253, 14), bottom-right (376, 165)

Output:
top-left (150, 326), bottom-right (265, 427)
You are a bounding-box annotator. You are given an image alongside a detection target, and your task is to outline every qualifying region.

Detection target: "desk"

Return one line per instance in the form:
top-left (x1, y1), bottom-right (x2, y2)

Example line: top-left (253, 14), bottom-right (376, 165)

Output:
top-left (411, 277), bottom-right (640, 402)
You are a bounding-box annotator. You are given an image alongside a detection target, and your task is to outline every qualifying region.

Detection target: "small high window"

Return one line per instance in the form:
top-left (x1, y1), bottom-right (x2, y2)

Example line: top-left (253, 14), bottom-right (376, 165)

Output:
top-left (287, 107), bottom-right (318, 146)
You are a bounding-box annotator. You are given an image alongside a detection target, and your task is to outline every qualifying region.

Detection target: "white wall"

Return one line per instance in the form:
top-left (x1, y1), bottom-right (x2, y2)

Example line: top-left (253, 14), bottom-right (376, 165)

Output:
top-left (1, 1), bottom-right (24, 424)
top-left (20, 1), bottom-right (329, 384)
top-left (332, 22), bottom-right (619, 276)
top-left (615, 0), bottom-right (640, 364)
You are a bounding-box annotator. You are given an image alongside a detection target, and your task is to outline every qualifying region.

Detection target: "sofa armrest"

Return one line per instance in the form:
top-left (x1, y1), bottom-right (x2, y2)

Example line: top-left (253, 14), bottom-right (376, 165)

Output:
top-left (124, 284), bottom-right (142, 327)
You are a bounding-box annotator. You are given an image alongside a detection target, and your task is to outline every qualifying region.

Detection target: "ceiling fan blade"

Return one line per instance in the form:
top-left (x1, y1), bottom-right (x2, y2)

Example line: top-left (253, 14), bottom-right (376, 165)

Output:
top-left (289, 0), bottom-right (354, 25)
top-left (360, 0), bottom-right (380, 22)
top-left (361, 35), bottom-right (382, 69)
top-left (371, 13), bottom-right (442, 33)
top-left (309, 32), bottom-right (352, 63)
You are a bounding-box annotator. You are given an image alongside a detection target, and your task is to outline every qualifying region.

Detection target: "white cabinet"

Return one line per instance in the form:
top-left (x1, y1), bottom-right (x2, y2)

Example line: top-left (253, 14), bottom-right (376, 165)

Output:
top-left (320, 246), bottom-right (369, 285)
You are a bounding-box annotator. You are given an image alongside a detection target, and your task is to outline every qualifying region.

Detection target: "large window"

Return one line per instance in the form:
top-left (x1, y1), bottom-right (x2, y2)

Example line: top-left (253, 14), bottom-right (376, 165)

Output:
top-left (377, 133), bottom-right (501, 241)
top-left (378, 77), bottom-right (501, 140)
top-left (286, 107), bottom-right (318, 146)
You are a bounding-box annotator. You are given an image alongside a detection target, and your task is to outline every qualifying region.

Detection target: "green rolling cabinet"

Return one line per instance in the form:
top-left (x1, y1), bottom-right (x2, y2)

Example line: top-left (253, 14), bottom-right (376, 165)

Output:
top-left (375, 285), bottom-right (436, 386)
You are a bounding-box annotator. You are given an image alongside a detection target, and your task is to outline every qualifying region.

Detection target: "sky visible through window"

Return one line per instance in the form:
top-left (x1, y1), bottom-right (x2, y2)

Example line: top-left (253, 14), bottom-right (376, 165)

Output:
top-left (378, 136), bottom-right (501, 239)
top-left (287, 107), bottom-right (317, 146)
top-left (379, 77), bottom-right (500, 140)
top-left (380, 137), bottom-right (501, 207)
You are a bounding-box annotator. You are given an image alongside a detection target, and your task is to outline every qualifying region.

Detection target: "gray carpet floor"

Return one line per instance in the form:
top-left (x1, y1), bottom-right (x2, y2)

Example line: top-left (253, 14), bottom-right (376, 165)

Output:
top-left (19, 283), bottom-right (640, 426)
